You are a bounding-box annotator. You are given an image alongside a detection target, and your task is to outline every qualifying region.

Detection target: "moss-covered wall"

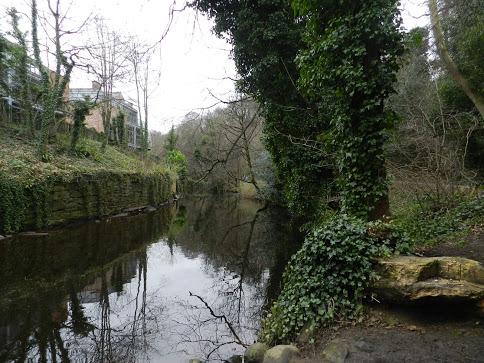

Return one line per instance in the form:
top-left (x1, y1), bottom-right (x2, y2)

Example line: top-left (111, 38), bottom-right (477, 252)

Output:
top-left (0, 171), bottom-right (175, 234)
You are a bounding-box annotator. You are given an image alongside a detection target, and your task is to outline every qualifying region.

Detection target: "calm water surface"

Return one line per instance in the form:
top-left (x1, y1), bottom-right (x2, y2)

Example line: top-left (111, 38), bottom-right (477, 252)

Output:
top-left (0, 196), bottom-right (300, 362)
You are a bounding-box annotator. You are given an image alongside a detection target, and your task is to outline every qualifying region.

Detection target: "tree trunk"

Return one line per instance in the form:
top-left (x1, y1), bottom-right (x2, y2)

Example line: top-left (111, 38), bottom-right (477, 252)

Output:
top-left (428, 0), bottom-right (484, 118)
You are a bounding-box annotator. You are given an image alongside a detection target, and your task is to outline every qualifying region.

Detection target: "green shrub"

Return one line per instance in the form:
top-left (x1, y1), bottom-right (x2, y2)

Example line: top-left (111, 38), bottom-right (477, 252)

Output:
top-left (393, 193), bottom-right (483, 246)
top-left (165, 149), bottom-right (187, 178)
top-left (74, 139), bottom-right (101, 161)
top-left (260, 215), bottom-right (409, 344)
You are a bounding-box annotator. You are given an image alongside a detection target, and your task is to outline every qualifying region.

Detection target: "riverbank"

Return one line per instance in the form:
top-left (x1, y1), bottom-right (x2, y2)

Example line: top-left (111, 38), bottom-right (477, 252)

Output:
top-left (238, 229), bottom-right (484, 363)
top-left (293, 301), bottom-right (483, 363)
top-left (0, 126), bottom-right (176, 234)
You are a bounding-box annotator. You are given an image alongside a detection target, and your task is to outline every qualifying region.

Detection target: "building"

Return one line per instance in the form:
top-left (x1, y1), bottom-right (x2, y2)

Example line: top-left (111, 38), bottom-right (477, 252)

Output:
top-left (1, 37), bottom-right (144, 149)
top-left (0, 38), bottom-right (69, 123)
top-left (68, 81), bottom-right (143, 149)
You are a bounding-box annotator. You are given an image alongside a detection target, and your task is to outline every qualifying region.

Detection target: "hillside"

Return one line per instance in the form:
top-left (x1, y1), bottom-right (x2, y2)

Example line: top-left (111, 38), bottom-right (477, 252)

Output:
top-left (0, 125), bottom-right (168, 184)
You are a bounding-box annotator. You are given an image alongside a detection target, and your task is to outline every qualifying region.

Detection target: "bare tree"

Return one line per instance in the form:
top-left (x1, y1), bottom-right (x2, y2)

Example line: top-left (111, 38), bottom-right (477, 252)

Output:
top-left (388, 28), bottom-right (481, 200)
top-left (31, 0), bottom-right (78, 157)
top-left (428, 0), bottom-right (484, 118)
top-left (129, 42), bottom-right (159, 155)
top-left (87, 17), bottom-right (130, 151)
top-left (182, 97), bottom-right (264, 193)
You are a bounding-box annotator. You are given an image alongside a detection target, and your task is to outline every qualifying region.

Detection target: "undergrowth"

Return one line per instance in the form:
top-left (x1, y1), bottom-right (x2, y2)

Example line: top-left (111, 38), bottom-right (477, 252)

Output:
top-left (392, 193), bottom-right (483, 247)
top-left (260, 215), bottom-right (409, 344)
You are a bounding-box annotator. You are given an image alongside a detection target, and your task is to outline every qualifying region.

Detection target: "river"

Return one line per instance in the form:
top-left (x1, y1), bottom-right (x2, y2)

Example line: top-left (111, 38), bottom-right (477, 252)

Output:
top-left (0, 196), bottom-right (301, 362)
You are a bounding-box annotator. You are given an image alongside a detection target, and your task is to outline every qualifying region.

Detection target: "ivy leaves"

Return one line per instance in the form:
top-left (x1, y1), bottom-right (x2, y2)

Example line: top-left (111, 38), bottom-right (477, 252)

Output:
top-left (260, 215), bottom-right (409, 344)
top-left (294, 0), bottom-right (404, 219)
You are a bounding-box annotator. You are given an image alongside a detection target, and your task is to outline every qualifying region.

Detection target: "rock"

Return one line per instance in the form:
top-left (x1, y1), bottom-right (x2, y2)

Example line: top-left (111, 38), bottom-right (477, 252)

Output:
top-left (19, 231), bottom-right (49, 236)
top-left (373, 256), bottom-right (484, 303)
top-left (321, 339), bottom-right (349, 363)
top-left (111, 212), bottom-right (129, 219)
top-left (263, 345), bottom-right (299, 363)
top-left (245, 342), bottom-right (269, 363)
top-left (353, 340), bottom-right (374, 353)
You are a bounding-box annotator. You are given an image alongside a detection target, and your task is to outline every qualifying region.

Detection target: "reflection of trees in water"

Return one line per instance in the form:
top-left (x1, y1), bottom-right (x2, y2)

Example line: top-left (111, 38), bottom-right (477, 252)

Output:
top-left (0, 249), bottom-right (166, 362)
top-left (0, 198), bottom-right (299, 362)
top-left (0, 206), bottom-right (175, 362)
top-left (171, 200), bottom-right (292, 361)
top-left (81, 250), bottom-right (166, 363)
top-left (0, 283), bottom-right (92, 362)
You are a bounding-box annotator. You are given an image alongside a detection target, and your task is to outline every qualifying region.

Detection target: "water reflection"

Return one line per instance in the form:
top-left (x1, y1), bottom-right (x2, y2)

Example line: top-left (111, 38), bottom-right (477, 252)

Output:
top-left (0, 196), bottom-right (300, 362)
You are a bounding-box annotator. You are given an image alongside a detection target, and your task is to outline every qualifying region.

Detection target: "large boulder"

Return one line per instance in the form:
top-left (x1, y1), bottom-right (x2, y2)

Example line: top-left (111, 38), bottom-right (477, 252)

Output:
top-left (263, 345), bottom-right (299, 363)
top-left (245, 343), bottom-right (269, 363)
top-left (373, 256), bottom-right (484, 303)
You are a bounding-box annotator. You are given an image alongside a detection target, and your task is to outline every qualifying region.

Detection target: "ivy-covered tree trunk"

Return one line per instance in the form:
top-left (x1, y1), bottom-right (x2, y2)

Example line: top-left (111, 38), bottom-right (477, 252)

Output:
top-left (31, 0), bottom-right (74, 158)
top-left (70, 99), bottom-right (92, 150)
top-left (193, 0), bottom-right (335, 220)
top-left (8, 9), bottom-right (35, 135)
top-left (295, 0), bottom-right (403, 220)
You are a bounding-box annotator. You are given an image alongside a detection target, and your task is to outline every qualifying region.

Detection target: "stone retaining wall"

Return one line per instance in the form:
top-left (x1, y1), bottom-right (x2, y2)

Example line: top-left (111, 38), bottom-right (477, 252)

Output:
top-left (2, 171), bottom-right (176, 233)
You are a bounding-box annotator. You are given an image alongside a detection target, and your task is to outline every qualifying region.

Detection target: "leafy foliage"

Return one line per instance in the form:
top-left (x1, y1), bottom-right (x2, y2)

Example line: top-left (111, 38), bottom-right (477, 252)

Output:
top-left (294, 0), bottom-right (404, 219)
top-left (260, 214), bottom-right (409, 344)
top-left (193, 0), bottom-right (335, 219)
top-left (165, 149), bottom-right (187, 179)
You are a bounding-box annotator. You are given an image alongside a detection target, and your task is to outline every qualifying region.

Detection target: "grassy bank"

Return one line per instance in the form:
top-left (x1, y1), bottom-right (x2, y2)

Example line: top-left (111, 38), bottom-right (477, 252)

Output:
top-left (0, 126), bottom-right (175, 234)
top-left (0, 125), bottom-right (168, 181)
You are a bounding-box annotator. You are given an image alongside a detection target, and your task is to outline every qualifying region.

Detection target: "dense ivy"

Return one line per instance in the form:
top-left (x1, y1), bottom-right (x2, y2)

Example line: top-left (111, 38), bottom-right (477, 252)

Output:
top-left (0, 175), bottom-right (52, 233)
top-left (166, 149), bottom-right (188, 179)
top-left (260, 214), bottom-right (409, 344)
top-left (294, 0), bottom-right (404, 219)
top-left (0, 175), bottom-right (26, 233)
top-left (70, 98), bottom-right (94, 151)
top-left (193, 0), bottom-right (335, 219)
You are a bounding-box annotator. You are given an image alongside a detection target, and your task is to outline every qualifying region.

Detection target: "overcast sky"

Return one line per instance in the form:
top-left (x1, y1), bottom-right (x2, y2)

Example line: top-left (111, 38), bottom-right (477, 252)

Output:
top-left (0, 0), bottom-right (428, 132)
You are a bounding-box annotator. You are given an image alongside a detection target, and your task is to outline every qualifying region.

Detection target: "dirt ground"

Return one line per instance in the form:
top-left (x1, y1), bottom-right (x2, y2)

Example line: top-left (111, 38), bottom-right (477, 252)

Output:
top-left (296, 304), bottom-right (483, 363)
top-left (421, 229), bottom-right (484, 264)
top-left (295, 231), bottom-right (484, 363)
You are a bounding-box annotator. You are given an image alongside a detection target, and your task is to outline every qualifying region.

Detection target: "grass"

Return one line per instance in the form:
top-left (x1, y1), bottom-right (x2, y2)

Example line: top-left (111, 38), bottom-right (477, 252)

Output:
top-left (0, 124), bottom-right (170, 185)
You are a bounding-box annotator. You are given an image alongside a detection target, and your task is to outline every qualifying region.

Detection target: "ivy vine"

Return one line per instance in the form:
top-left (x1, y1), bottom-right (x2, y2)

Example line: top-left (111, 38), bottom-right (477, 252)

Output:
top-left (295, 0), bottom-right (404, 219)
top-left (260, 215), bottom-right (409, 344)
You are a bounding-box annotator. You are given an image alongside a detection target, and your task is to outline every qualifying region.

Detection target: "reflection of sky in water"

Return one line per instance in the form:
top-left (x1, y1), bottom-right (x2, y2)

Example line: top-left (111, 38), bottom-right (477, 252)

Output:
top-left (0, 197), bottom-right (298, 362)
top-left (76, 240), bottom-right (264, 362)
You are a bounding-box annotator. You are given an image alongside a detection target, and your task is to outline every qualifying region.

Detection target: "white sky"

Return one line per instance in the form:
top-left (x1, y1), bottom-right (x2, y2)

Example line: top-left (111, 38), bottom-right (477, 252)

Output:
top-left (0, 0), bottom-right (428, 132)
